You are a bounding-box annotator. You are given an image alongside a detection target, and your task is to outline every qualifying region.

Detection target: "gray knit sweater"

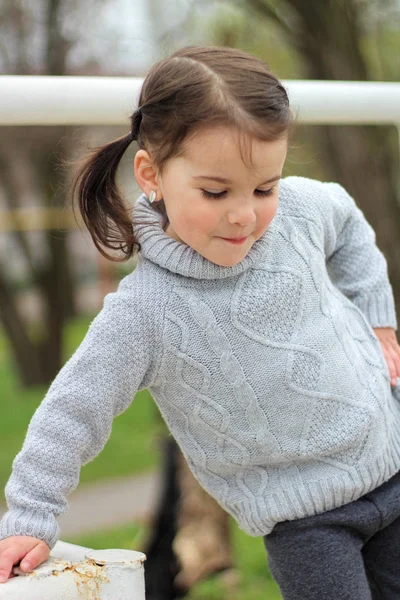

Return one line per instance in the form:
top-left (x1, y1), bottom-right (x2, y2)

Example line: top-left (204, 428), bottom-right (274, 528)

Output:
top-left (2, 176), bottom-right (400, 549)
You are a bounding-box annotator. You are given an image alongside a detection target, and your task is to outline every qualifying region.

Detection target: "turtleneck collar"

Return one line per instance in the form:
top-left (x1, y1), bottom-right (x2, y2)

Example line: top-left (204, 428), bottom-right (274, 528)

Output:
top-left (133, 193), bottom-right (276, 279)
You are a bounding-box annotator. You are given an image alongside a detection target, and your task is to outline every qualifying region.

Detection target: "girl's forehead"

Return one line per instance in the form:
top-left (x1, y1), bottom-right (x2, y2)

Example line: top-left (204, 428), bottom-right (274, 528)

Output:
top-left (184, 125), bottom-right (253, 151)
top-left (181, 126), bottom-right (287, 175)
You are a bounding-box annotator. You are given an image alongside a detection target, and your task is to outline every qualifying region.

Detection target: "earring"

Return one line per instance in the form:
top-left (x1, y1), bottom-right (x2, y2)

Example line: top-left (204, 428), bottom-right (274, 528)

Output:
top-left (149, 190), bottom-right (157, 204)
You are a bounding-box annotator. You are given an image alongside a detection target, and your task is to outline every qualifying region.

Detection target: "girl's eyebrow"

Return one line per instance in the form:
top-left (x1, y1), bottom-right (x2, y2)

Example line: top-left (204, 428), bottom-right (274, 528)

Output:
top-left (192, 175), bottom-right (282, 185)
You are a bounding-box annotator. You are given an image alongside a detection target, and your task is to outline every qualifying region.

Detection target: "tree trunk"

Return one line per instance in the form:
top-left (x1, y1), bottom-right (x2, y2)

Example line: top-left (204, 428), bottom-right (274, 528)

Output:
top-left (0, 268), bottom-right (44, 386)
top-left (33, 128), bottom-right (77, 379)
top-left (0, 128), bottom-right (77, 385)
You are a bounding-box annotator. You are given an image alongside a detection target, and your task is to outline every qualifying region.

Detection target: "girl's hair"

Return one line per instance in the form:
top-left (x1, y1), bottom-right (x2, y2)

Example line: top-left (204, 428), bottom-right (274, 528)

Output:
top-left (74, 45), bottom-right (292, 261)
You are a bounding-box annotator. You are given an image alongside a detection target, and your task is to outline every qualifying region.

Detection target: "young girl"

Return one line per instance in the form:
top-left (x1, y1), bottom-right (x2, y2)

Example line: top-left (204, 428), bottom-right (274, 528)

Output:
top-left (1, 45), bottom-right (400, 599)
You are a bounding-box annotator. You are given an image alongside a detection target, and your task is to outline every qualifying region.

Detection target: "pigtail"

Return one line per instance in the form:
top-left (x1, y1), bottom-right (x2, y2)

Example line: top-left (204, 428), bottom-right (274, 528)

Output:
top-left (73, 109), bottom-right (142, 261)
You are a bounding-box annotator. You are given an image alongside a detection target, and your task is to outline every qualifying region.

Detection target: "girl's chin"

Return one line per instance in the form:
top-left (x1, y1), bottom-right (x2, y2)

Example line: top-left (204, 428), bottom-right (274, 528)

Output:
top-left (176, 236), bottom-right (253, 267)
top-left (202, 250), bottom-right (250, 267)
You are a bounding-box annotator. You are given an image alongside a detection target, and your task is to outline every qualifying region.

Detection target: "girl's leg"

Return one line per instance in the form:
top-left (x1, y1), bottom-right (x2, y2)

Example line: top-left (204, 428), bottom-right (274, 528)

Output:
top-left (362, 515), bottom-right (400, 600)
top-left (264, 520), bottom-right (373, 600)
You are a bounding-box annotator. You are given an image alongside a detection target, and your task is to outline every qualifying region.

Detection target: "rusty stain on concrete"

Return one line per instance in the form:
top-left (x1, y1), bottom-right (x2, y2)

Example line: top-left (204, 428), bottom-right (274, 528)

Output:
top-left (18, 558), bottom-right (110, 600)
top-left (72, 558), bottom-right (109, 600)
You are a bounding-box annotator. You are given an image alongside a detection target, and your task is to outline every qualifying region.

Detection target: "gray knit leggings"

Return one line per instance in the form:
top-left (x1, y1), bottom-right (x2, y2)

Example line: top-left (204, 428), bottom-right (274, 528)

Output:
top-left (264, 469), bottom-right (400, 599)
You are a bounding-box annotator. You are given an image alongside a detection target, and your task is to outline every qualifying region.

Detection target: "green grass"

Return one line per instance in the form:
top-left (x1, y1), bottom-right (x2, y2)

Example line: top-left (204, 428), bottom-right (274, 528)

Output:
top-left (68, 520), bottom-right (282, 600)
top-left (0, 316), bottom-right (163, 502)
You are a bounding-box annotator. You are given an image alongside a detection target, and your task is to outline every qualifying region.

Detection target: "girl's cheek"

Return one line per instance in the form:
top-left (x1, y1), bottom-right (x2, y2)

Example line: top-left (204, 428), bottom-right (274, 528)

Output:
top-left (192, 210), bottom-right (217, 230)
top-left (265, 201), bottom-right (278, 221)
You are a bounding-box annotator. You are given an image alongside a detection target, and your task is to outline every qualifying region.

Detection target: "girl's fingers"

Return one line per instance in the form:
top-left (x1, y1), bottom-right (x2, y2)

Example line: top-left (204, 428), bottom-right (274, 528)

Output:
top-left (391, 349), bottom-right (400, 381)
top-left (0, 548), bottom-right (24, 582)
top-left (386, 344), bottom-right (400, 382)
top-left (0, 538), bottom-right (50, 582)
top-left (20, 541), bottom-right (50, 573)
top-left (381, 347), bottom-right (397, 385)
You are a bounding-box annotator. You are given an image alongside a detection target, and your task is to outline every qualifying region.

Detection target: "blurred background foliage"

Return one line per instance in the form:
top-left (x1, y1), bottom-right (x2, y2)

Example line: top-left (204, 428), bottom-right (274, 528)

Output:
top-left (1, 1), bottom-right (400, 598)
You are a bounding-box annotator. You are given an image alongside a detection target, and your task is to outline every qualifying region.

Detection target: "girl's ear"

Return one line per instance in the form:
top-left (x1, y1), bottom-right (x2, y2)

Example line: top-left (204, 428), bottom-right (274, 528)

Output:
top-left (134, 149), bottom-right (160, 198)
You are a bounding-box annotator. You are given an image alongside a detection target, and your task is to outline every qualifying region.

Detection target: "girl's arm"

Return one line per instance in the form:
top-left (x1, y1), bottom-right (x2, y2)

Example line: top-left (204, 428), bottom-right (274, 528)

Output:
top-left (320, 182), bottom-right (400, 384)
top-left (323, 182), bottom-right (397, 331)
top-left (0, 275), bottom-right (154, 551)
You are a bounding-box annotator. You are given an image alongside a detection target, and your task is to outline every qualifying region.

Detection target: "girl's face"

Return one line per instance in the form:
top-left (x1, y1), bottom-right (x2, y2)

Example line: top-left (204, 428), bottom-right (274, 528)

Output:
top-left (157, 125), bottom-right (288, 267)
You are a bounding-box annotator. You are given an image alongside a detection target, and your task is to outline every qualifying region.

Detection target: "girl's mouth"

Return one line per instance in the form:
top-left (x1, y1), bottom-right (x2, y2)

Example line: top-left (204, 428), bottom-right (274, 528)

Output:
top-left (219, 236), bottom-right (248, 245)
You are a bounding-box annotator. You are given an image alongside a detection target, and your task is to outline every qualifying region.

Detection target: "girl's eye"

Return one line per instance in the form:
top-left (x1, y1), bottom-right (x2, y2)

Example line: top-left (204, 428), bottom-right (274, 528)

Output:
top-left (201, 189), bottom-right (226, 199)
top-left (255, 188), bottom-right (274, 197)
top-left (201, 188), bottom-right (274, 199)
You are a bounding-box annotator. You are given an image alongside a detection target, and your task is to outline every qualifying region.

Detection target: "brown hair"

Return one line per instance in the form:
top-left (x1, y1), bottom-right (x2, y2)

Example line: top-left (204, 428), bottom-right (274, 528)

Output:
top-left (73, 45), bottom-right (292, 261)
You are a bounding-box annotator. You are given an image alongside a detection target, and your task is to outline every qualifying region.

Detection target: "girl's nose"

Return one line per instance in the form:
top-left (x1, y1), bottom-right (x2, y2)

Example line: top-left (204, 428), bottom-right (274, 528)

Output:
top-left (227, 202), bottom-right (256, 227)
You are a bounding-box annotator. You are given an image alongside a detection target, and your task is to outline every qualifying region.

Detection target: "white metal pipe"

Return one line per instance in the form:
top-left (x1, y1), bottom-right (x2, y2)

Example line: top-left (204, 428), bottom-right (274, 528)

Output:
top-left (288, 80), bottom-right (400, 124)
top-left (0, 540), bottom-right (146, 600)
top-left (1, 76), bottom-right (400, 126)
top-left (0, 76), bottom-right (142, 126)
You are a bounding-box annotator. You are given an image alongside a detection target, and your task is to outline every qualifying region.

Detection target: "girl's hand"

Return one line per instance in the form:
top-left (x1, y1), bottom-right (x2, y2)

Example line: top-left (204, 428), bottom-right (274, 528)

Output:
top-left (0, 536), bottom-right (50, 583)
top-left (373, 327), bottom-right (400, 387)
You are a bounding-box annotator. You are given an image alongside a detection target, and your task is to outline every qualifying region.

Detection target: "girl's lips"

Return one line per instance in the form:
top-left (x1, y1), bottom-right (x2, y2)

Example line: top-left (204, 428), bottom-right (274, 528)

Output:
top-left (219, 236), bottom-right (248, 245)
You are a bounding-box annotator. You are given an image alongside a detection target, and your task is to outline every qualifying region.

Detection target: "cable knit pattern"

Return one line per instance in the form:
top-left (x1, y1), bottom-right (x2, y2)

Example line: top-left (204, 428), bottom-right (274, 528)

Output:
top-left (2, 176), bottom-right (400, 546)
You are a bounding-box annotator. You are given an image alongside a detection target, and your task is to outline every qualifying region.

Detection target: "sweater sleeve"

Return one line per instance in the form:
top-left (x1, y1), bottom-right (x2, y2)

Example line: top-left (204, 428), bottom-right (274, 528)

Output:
top-left (0, 277), bottom-right (154, 549)
top-left (323, 182), bottom-right (397, 330)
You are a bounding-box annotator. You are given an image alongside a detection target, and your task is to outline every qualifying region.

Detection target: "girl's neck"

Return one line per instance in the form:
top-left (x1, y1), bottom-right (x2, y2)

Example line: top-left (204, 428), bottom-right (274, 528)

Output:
top-left (133, 194), bottom-right (275, 280)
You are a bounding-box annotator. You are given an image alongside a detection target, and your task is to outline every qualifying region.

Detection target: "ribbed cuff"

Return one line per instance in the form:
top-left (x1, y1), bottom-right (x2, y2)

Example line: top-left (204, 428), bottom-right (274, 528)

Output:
top-left (0, 508), bottom-right (59, 549)
top-left (353, 291), bottom-right (397, 330)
